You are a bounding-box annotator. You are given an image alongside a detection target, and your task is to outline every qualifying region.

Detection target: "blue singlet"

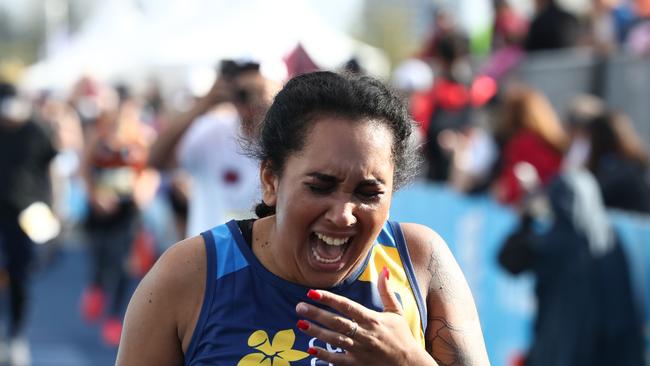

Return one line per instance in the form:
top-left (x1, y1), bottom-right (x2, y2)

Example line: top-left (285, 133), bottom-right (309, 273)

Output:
top-left (185, 220), bottom-right (427, 366)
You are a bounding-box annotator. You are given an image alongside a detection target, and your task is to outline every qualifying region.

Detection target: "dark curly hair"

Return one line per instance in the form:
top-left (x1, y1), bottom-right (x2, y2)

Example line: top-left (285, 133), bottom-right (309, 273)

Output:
top-left (248, 71), bottom-right (421, 217)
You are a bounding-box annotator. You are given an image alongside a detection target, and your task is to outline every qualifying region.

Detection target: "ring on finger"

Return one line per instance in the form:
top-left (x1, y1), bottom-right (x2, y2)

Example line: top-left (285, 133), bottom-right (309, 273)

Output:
top-left (345, 320), bottom-right (358, 338)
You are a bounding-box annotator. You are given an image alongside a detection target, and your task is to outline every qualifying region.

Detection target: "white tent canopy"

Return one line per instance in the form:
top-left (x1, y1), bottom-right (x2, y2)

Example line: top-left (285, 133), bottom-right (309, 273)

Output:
top-left (21, 0), bottom-right (147, 91)
top-left (21, 0), bottom-right (390, 92)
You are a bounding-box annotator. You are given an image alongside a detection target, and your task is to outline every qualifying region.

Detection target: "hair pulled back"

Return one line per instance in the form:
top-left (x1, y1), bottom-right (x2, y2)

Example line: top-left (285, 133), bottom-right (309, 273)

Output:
top-left (250, 71), bottom-right (421, 217)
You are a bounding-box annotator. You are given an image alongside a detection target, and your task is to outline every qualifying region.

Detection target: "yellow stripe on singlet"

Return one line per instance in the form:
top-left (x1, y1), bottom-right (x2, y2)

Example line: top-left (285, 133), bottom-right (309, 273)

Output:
top-left (358, 244), bottom-right (426, 347)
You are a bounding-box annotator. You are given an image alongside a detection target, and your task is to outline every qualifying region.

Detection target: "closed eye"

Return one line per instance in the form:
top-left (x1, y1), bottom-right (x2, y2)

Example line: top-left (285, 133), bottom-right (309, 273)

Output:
top-left (305, 172), bottom-right (338, 195)
top-left (306, 183), bottom-right (334, 195)
top-left (355, 187), bottom-right (384, 202)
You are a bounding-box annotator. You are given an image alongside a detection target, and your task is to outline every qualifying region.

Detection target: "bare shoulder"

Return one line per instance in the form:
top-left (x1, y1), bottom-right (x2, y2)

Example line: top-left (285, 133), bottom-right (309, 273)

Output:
top-left (116, 235), bottom-right (207, 366)
top-left (141, 235), bottom-right (207, 315)
top-left (398, 223), bottom-right (490, 366)
top-left (399, 223), bottom-right (466, 303)
top-left (155, 235), bottom-right (208, 293)
top-left (399, 222), bottom-right (443, 269)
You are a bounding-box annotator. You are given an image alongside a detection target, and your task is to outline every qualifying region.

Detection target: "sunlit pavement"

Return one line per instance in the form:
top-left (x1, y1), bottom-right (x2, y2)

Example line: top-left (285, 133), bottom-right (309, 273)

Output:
top-left (24, 243), bottom-right (130, 366)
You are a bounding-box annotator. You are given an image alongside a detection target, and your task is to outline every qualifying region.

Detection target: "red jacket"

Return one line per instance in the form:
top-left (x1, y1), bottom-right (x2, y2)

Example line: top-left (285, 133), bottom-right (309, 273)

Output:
top-left (497, 130), bottom-right (563, 204)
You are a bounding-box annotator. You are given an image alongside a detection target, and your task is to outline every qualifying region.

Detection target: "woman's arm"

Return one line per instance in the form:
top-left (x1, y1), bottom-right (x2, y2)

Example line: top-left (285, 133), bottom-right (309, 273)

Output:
top-left (402, 223), bottom-right (490, 366)
top-left (115, 236), bottom-right (207, 366)
top-left (148, 77), bottom-right (232, 170)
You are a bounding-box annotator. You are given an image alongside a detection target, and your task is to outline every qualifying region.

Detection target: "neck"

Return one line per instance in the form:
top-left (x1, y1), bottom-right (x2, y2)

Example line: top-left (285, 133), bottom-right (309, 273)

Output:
top-left (251, 217), bottom-right (298, 283)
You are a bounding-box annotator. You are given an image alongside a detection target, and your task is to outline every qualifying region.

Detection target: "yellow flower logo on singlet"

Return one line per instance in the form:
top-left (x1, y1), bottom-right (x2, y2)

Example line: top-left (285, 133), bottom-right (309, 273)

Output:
top-left (237, 329), bottom-right (310, 366)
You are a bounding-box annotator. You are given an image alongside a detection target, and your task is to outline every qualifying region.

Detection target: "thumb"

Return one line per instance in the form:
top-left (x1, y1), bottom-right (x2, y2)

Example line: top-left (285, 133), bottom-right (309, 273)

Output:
top-left (378, 266), bottom-right (403, 315)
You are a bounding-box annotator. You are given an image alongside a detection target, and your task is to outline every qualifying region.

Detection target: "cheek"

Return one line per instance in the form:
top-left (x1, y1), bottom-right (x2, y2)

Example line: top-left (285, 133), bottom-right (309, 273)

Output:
top-left (359, 201), bottom-right (391, 229)
top-left (276, 187), bottom-right (318, 228)
top-left (369, 192), bottom-right (393, 216)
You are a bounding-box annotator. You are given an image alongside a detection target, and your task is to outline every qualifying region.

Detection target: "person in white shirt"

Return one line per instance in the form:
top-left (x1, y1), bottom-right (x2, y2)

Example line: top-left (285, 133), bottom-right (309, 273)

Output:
top-left (149, 60), bottom-right (281, 236)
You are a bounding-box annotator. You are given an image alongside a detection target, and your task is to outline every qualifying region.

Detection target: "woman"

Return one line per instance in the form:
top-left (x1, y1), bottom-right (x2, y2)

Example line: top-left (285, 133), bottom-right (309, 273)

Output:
top-left (80, 88), bottom-right (156, 345)
top-left (499, 169), bottom-right (644, 366)
top-left (587, 111), bottom-right (650, 213)
top-left (493, 85), bottom-right (568, 205)
top-left (116, 72), bottom-right (489, 365)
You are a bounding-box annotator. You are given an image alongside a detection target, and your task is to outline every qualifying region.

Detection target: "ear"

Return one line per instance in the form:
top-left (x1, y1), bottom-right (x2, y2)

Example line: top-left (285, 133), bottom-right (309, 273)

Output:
top-left (260, 160), bottom-right (278, 207)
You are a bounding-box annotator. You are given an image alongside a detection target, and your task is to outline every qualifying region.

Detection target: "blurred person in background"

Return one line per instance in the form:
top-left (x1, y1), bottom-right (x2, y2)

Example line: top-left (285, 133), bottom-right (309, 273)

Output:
top-left (498, 169), bottom-right (645, 366)
top-left (625, 0), bottom-right (650, 54)
top-left (140, 79), bottom-right (167, 132)
top-left (419, 7), bottom-right (461, 64)
top-left (148, 59), bottom-right (282, 237)
top-left (390, 57), bottom-right (434, 144)
top-left (524, 0), bottom-right (580, 52)
top-left (24, 92), bottom-right (87, 271)
top-left (492, 85), bottom-right (568, 205)
top-left (0, 82), bottom-right (58, 366)
top-left (482, 0), bottom-right (528, 82)
top-left (491, 0), bottom-right (529, 52)
top-left (563, 94), bottom-right (606, 170)
top-left (586, 111), bottom-right (650, 213)
top-left (33, 93), bottom-right (86, 229)
top-left (79, 84), bottom-right (157, 347)
top-left (446, 105), bottom-right (500, 195)
top-left (67, 76), bottom-right (105, 133)
top-left (419, 26), bottom-right (501, 190)
top-left (585, 0), bottom-right (636, 53)
top-left (421, 30), bottom-right (474, 182)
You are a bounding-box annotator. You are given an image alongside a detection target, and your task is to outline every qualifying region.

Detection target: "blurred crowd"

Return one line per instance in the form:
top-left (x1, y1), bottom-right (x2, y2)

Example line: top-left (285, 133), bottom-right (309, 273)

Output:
top-left (403, 0), bottom-right (650, 213)
top-left (1, 0), bottom-right (650, 365)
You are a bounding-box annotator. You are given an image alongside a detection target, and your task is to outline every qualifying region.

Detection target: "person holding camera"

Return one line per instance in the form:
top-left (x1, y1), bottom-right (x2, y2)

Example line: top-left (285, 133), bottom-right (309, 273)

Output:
top-left (148, 60), bottom-right (282, 237)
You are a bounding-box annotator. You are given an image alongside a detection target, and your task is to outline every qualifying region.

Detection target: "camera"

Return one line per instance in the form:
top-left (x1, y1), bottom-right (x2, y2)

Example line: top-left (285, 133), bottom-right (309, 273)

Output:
top-left (219, 59), bottom-right (260, 80)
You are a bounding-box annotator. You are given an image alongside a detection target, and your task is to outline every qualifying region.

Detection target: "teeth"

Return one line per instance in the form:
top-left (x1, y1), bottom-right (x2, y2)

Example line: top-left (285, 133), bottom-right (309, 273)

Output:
top-left (315, 232), bottom-right (350, 246)
top-left (311, 247), bottom-right (344, 263)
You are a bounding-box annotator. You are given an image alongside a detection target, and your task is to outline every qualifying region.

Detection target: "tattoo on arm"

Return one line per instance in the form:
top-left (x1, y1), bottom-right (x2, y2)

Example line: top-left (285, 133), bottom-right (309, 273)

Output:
top-left (426, 317), bottom-right (469, 366)
top-left (425, 246), bottom-right (472, 365)
top-left (426, 245), bottom-right (459, 300)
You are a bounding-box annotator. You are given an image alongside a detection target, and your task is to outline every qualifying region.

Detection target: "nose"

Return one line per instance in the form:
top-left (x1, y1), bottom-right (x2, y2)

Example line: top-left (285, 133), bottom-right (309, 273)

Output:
top-left (325, 199), bottom-right (357, 228)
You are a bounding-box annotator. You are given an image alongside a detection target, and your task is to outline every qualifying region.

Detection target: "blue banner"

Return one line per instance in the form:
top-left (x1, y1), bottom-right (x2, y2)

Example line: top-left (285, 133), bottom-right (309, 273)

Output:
top-left (391, 182), bottom-right (650, 366)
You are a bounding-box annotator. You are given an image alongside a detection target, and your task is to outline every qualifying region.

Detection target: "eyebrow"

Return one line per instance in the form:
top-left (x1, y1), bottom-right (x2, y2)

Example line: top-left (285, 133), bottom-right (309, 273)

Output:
top-left (306, 172), bottom-right (385, 185)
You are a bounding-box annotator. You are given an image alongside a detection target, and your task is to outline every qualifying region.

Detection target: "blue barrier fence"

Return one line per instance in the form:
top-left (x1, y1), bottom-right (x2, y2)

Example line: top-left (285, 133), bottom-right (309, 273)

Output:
top-left (391, 182), bottom-right (650, 366)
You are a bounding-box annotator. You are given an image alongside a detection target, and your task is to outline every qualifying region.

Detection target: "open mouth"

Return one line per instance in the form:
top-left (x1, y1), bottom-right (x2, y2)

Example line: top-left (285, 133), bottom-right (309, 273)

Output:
top-left (309, 232), bottom-right (352, 267)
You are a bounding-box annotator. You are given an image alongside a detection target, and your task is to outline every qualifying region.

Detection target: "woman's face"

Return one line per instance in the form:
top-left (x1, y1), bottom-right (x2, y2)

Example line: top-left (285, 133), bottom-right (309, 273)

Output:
top-left (261, 116), bottom-right (395, 288)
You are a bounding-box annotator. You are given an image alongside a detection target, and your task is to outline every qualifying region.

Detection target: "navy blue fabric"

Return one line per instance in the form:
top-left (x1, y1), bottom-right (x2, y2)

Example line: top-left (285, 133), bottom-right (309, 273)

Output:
top-left (184, 220), bottom-right (425, 366)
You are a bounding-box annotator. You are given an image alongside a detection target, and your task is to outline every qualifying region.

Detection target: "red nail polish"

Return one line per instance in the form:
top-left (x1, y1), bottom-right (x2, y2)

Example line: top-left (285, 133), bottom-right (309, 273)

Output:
top-left (297, 320), bottom-right (310, 331)
top-left (383, 266), bottom-right (390, 280)
top-left (308, 347), bottom-right (318, 356)
top-left (307, 289), bottom-right (322, 300)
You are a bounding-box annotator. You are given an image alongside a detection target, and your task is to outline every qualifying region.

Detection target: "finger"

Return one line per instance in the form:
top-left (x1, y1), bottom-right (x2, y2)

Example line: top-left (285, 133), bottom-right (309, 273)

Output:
top-left (378, 266), bottom-right (403, 315)
top-left (307, 346), bottom-right (354, 366)
top-left (306, 289), bottom-right (374, 325)
top-left (296, 318), bottom-right (354, 350)
top-left (296, 302), bottom-right (365, 342)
